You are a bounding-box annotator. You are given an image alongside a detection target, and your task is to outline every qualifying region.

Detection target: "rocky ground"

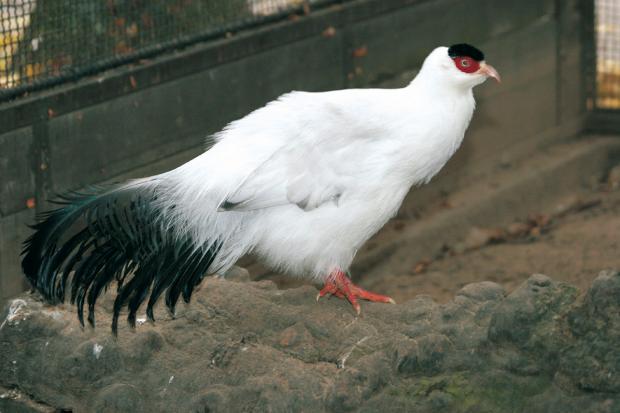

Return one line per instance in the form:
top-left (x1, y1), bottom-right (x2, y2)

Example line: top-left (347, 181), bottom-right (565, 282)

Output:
top-left (1, 269), bottom-right (620, 412)
top-left (366, 185), bottom-right (620, 304)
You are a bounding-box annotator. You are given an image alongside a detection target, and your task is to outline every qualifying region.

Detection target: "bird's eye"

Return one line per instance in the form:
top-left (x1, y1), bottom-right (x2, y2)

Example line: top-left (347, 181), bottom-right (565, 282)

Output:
top-left (453, 56), bottom-right (479, 73)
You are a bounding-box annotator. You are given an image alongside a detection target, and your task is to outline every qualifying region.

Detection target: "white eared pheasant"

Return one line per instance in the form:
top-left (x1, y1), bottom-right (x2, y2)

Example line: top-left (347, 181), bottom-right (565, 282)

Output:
top-left (22, 44), bottom-right (500, 334)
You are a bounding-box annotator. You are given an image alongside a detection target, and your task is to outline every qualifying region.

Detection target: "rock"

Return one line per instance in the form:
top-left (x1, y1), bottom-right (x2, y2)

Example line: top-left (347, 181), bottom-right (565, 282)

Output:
top-left (93, 384), bottom-right (145, 413)
top-left (456, 281), bottom-right (505, 302)
top-left (1, 273), bottom-right (619, 412)
top-left (561, 270), bottom-right (620, 394)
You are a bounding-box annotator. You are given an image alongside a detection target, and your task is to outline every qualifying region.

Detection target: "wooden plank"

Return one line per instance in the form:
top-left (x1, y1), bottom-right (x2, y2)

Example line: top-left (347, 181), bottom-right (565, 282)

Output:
top-left (0, 209), bottom-right (33, 307)
top-left (557, 0), bottom-right (586, 123)
top-left (0, 127), bottom-right (34, 217)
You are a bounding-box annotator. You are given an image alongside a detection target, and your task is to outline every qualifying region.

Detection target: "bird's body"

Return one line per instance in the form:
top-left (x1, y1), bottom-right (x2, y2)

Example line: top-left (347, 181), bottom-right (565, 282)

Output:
top-left (21, 44), bottom-right (499, 332)
top-left (161, 76), bottom-right (475, 279)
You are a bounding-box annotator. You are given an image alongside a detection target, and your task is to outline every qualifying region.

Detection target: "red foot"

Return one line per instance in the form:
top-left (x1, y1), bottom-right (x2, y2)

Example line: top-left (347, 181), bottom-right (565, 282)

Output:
top-left (316, 269), bottom-right (396, 315)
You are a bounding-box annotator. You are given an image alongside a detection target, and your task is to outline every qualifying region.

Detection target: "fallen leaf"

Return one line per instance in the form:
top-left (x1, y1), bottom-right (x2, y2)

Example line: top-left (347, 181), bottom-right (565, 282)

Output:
top-left (463, 227), bottom-right (505, 250)
top-left (126, 22), bottom-right (138, 37)
top-left (114, 41), bottom-right (132, 55)
top-left (352, 46), bottom-right (368, 58)
top-left (413, 259), bottom-right (431, 274)
top-left (322, 26), bottom-right (336, 38)
top-left (527, 213), bottom-right (551, 228)
top-left (506, 222), bottom-right (531, 237)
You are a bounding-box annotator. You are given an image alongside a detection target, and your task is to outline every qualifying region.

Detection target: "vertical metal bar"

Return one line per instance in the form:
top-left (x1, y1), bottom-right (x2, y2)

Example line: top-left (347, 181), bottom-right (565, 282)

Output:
top-left (581, 0), bottom-right (596, 113)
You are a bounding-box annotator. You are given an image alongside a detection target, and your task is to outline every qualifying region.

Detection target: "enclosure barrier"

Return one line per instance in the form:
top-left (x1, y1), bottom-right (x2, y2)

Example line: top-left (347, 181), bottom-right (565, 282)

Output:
top-left (0, 0), bottom-right (344, 101)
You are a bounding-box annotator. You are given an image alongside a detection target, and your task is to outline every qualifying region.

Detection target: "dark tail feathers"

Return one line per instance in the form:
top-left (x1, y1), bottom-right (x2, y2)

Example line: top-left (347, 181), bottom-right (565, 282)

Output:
top-left (21, 183), bottom-right (220, 335)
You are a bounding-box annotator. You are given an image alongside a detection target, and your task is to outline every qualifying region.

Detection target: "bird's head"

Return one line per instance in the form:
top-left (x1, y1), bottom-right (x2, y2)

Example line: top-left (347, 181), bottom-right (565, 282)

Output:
top-left (420, 43), bottom-right (501, 90)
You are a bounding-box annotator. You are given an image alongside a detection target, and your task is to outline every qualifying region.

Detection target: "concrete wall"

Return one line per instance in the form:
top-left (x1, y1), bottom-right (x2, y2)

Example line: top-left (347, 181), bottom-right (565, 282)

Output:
top-left (0, 0), bottom-right (589, 306)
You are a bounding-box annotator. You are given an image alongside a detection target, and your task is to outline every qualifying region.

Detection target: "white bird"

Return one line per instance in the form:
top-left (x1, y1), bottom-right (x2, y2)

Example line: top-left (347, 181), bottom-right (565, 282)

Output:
top-left (22, 44), bottom-right (500, 334)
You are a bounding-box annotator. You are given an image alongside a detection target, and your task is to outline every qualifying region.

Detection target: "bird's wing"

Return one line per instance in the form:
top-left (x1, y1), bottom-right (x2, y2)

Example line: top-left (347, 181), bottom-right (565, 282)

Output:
top-left (221, 142), bottom-right (347, 211)
top-left (217, 89), bottom-right (396, 212)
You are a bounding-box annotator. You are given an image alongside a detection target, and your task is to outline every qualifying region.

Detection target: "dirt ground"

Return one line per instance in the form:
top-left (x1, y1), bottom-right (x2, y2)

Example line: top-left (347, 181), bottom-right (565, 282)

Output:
top-left (364, 184), bottom-right (620, 304)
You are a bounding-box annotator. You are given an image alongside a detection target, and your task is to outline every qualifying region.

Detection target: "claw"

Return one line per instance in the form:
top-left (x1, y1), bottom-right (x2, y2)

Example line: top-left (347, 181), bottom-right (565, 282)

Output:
top-left (316, 269), bottom-right (395, 315)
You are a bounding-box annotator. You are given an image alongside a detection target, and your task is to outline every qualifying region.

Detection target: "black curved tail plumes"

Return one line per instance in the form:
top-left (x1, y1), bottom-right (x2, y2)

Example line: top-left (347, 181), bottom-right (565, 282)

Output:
top-left (21, 183), bottom-right (220, 335)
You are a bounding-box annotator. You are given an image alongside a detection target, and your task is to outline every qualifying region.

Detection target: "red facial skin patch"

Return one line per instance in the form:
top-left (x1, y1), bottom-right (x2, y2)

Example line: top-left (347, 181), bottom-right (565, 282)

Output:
top-left (452, 56), bottom-right (480, 74)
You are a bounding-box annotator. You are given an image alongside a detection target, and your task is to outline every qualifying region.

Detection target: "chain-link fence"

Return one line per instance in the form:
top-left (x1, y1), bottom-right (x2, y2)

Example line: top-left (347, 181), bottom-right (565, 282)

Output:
top-left (0, 0), bottom-right (342, 101)
top-left (596, 0), bottom-right (620, 109)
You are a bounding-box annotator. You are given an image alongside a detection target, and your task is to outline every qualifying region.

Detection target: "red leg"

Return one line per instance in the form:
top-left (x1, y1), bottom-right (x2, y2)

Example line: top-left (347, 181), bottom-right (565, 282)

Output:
top-left (316, 269), bottom-right (395, 315)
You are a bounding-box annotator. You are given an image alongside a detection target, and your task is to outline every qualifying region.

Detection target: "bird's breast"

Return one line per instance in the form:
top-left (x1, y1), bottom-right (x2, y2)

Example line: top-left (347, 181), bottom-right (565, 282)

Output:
top-left (398, 96), bottom-right (474, 185)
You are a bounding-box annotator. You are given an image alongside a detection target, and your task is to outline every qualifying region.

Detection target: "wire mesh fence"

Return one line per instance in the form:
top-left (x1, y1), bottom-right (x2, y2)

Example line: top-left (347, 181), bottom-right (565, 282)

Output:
top-left (596, 0), bottom-right (620, 109)
top-left (0, 0), bottom-right (342, 101)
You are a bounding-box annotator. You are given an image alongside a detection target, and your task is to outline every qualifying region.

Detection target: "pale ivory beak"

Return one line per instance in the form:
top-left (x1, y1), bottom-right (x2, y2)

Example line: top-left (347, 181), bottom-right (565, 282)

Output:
top-left (479, 62), bottom-right (501, 83)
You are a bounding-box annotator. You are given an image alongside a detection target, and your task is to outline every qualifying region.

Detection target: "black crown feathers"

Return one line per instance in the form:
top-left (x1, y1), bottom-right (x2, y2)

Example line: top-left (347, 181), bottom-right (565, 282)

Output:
top-left (448, 44), bottom-right (484, 62)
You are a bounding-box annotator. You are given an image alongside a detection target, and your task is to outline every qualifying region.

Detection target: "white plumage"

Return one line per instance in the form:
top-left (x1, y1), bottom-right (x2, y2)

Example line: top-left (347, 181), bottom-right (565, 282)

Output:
top-left (160, 46), bottom-right (482, 277)
top-left (22, 44), bottom-right (499, 331)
